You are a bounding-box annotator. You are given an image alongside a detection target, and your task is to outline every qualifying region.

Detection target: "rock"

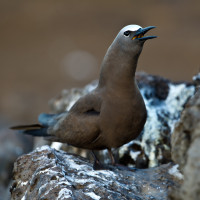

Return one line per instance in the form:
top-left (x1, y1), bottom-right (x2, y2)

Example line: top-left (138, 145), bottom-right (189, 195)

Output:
top-left (10, 72), bottom-right (200, 199)
top-left (48, 72), bottom-right (195, 168)
top-left (0, 128), bottom-right (33, 183)
top-left (11, 145), bottom-right (182, 200)
top-left (170, 86), bottom-right (200, 200)
top-left (0, 127), bottom-right (33, 200)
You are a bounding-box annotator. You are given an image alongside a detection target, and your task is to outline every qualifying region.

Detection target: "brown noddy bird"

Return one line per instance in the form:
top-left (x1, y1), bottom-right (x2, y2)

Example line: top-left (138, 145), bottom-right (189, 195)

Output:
top-left (11, 25), bottom-right (157, 167)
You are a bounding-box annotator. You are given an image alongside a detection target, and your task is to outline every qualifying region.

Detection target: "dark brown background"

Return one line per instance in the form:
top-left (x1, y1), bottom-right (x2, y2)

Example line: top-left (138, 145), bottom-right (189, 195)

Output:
top-left (0, 0), bottom-right (200, 124)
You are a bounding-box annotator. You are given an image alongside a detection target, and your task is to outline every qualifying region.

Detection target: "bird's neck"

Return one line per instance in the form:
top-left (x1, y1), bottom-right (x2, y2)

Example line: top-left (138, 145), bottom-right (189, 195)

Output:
top-left (98, 42), bottom-right (141, 90)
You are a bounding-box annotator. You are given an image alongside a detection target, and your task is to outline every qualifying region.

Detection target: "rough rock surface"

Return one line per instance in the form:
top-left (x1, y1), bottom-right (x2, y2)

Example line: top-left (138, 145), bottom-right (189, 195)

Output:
top-left (48, 72), bottom-right (195, 168)
top-left (170, 84), bottom-right (200, 200)
top-left (0, 127), bottom-right (33, 200)
top-left (10, 72), bottom-right (200, 200)
top-left (11, 146), bottom-right (182, 200)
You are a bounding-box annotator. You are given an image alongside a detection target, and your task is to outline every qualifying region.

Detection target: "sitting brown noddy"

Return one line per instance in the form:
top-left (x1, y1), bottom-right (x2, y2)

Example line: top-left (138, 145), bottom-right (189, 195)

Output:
top-left (11, 25), bottom-right (157, 168)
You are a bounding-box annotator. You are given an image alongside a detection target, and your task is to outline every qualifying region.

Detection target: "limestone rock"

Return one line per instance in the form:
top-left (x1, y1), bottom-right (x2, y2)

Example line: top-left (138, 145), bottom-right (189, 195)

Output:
top-left (0, 127), bottom-right (33, 200)
top-left (10, 73), bottom-right (200, 200)
top-left (170, 86), bottom-right (200, 200)
top-left (11, 146), bottom-right (182, 200)
top-left (171, 86), bottom-right (200, 170)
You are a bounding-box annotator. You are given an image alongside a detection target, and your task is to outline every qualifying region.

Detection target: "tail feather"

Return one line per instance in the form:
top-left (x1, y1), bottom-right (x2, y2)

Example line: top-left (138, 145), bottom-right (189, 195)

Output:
top-left (38, 113), bottom-right (65, 126)
top-left (10, 112), bottom-right (65, 137)
top-left (10, 124), bottom-right (48, 137)
top-left (10, 124), bottom-right (43, 130)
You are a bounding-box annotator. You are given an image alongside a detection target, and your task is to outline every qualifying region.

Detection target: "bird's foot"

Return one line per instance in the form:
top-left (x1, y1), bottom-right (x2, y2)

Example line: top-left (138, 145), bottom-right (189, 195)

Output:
top-left (92, 151), bottom-right (108, 170)
top-left (93, 159), bottom-right (106, 170)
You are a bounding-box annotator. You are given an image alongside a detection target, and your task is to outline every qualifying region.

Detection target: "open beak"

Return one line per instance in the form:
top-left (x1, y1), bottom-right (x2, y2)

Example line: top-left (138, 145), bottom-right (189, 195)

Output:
top-left (132, 26), bottom-right (157, 41)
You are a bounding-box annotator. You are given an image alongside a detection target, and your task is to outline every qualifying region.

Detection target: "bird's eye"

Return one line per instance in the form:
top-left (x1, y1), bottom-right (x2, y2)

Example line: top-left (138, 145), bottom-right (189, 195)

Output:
top-left (124, 31), bottom-right (131, 37)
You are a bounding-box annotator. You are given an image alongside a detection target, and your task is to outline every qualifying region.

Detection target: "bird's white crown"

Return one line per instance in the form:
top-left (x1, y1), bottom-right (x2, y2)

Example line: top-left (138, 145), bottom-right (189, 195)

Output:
top-left (121, 25), bottom-right (142, 33)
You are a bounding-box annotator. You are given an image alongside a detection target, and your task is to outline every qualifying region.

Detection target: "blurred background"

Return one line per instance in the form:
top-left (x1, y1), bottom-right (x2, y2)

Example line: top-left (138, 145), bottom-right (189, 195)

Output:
top-left (0, 0), bottom-right (200, 124)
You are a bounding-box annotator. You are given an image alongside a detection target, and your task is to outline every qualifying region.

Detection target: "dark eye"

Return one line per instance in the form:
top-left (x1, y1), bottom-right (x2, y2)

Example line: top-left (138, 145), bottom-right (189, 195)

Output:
top-left (124, 31), bottom-right (131, 37)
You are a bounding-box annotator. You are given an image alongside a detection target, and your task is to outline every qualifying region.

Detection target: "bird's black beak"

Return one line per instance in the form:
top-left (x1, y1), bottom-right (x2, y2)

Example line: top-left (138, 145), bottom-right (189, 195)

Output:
top-left (132, 26), bottom-right (157, 41)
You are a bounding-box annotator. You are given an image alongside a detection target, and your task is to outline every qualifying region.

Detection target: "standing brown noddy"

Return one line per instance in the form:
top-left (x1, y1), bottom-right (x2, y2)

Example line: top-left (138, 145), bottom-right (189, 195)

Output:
top-left (11, 25), bottom-right (157, 167)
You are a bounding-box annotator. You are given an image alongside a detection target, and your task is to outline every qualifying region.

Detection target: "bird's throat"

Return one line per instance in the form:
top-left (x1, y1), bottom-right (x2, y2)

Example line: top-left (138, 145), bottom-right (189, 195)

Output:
top-left (98, 46), bottom-right (140, 89)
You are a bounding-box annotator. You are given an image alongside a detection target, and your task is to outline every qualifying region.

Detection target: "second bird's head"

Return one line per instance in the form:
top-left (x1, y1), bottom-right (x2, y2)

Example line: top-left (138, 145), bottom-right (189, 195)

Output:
top-left (114, 25), bottom-right (157, 56)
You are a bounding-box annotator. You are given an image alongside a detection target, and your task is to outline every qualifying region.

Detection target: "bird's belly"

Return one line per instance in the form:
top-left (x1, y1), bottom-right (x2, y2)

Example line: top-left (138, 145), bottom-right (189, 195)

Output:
top-left (100, 101), bottom-right (147, 148)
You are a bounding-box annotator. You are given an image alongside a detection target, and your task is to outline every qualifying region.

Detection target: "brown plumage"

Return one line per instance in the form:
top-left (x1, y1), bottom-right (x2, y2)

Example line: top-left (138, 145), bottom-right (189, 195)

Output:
top-left (11, 25), bottom-right (157, 166)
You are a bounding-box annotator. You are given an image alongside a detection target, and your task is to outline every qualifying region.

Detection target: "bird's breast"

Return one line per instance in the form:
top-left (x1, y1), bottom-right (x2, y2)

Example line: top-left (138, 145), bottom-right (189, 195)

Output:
top-left (100, 89), bottom-right (147, 148)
